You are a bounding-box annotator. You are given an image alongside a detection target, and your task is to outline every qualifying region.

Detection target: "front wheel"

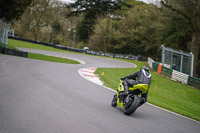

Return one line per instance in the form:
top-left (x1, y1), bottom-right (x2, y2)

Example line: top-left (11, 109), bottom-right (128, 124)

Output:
top-left (124, 95), bottom-right (140, 115)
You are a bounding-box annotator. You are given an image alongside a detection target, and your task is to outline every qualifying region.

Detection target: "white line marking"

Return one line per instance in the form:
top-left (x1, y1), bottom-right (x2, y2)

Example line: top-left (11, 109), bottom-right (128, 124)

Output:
top-left (78, 67), bottom-right (200, 124)
top-left (146, 103), bottom-right (200, 124)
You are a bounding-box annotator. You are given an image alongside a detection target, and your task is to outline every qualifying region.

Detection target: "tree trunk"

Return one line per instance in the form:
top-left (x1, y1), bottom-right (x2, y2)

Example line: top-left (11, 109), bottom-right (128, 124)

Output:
top-left (191, 32), bottom-right (200, 77)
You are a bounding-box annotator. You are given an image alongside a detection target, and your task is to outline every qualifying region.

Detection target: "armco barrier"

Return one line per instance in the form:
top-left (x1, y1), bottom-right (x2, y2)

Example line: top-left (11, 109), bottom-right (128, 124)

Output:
top-left (0, 45), bottom-right (3, 53)
top-left (0, 46), bottom-right (28, 57)
top-left (161, 66), bottom-right (172, 78)
top-left (171, 70), bottom-right (189, 84)
top-left (148, 57), bottom-right (154, 68)
top-left (8, 37), bottom-right (147, 61)
top-left (152, 62), bottom-right (159, 71)
top-left (187, 77), bottom-right (200, 88)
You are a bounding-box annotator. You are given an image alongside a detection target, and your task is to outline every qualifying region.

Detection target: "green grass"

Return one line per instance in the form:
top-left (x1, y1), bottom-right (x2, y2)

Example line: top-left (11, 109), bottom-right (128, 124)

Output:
top-left (8, 39), bottom-right (76, 54)
top-left (95, 60), bottom-right (200, 121)
top-left (0, 42), bottom-right (19, 50)
top-left (7, 39), bottom-right (79, 64)
top-left (28, 53), bottom-right (79, 64)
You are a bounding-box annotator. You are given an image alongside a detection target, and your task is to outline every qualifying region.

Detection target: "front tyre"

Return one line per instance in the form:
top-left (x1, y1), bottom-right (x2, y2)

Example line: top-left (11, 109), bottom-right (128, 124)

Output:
top-left (111, 94), bottom-right (117, 107)
top-left (124, 95), bottom-right (140, 115)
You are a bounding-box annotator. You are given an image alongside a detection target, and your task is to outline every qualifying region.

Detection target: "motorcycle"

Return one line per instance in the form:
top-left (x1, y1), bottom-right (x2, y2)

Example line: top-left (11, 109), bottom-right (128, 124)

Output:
top-left (111, 80), bottom-right (148, 115)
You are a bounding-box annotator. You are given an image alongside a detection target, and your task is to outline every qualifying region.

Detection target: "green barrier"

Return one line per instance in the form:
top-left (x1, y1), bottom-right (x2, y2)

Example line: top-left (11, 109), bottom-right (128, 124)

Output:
top-left (187, 77), bottom-right (200, 89)
top-left (151, 61), bottom-right (200, 89)
top-left (152, 62), bottom-right (159, 71)
top-left (162, 66), bottom-right (172, 78)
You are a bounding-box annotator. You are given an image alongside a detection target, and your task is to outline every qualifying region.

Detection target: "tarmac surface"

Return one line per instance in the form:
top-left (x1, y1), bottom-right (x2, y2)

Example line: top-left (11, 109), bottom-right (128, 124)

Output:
top-left (0, 48), bottom-right (200, 133)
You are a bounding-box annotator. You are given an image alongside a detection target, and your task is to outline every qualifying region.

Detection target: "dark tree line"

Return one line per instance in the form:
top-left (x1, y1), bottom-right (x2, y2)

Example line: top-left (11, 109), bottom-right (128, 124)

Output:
top-left (0, 0), bottom-right (32, 22)
top-left (67, 0), bottom-right (124, 42)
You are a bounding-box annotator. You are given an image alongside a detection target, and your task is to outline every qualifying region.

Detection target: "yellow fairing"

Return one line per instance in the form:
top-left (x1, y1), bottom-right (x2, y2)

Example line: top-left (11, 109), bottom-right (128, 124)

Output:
top-left (117, 96), bottom-right (124, 108)
top-left (116, 81), bottom-right (148, 108)
top-left (116, 81), bottom-right (125, 108)
top-left (129, 84), bottom-right (148, 94)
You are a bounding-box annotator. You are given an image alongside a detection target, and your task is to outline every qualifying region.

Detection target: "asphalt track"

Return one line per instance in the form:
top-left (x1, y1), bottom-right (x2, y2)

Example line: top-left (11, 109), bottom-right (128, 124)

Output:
top-left (0, 49), bottom-right (200, 133)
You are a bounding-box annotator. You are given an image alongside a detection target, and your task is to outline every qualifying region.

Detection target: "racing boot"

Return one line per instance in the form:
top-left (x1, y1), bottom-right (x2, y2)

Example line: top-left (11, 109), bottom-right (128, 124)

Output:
top-left (123, 84), bottom-right (129, 96)
top-left (122, 80), bottom-right (129, 96)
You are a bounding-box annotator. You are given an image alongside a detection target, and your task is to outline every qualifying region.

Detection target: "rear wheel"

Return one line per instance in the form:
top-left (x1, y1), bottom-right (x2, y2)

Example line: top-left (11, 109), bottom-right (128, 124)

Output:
top-left (124, 95), bottom-right (140, 115)
top-left (111, 94), bottom-right (117, 107)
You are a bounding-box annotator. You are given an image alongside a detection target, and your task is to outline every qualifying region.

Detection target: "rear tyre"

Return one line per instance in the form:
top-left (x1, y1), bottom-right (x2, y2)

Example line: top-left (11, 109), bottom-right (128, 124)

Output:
top-left (111, 94), bottom-right (117, 107)
top-left (124, 95), bottom-right (140, 115)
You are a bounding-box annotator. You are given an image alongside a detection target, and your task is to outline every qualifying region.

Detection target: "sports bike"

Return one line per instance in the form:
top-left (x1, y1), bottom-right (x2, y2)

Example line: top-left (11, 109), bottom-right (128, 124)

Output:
top-left (111, 80), bottom-right (148, 115)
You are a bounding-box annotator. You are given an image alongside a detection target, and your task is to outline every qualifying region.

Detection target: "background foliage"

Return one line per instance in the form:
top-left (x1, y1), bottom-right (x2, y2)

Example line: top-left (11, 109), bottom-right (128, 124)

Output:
top-left (10, 0), bottom-right (200, 77)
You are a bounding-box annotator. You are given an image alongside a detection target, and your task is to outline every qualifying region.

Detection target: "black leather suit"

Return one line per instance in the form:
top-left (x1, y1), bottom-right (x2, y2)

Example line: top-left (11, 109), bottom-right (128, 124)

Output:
top-left (121, 66), bottom-right (152, 105)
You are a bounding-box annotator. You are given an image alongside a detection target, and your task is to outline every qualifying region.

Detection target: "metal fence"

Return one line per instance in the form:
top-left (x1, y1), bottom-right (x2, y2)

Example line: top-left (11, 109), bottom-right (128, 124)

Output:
top-left (148, 58), bottom-right (200, 89)
top-left (161, 45), bottom-right (194, 77)
top-left (0, 20), bottom-right (9, 45)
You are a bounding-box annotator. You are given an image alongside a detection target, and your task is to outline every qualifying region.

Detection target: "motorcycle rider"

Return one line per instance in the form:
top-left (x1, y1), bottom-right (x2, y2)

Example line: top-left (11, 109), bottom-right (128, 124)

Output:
top-left (120, 66), bottom-right (152, 106)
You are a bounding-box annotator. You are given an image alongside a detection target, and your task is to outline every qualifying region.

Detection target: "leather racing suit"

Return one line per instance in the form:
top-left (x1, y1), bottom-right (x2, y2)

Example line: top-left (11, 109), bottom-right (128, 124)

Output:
top-left (121, 66), bottom-right (152, 105)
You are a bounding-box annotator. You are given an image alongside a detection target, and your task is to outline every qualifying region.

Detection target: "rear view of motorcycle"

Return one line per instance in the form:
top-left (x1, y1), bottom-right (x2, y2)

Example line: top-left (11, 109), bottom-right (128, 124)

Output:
top-left (111, 80), bottom-right (149, 115)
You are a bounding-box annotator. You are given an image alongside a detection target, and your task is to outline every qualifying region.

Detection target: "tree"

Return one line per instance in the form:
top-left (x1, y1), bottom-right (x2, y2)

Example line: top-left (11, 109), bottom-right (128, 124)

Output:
top-left (50, 20), bottom-right (63, 44)
top-left (67, 0), bottom-right (123, 42)
top-left (113, 4), bottom-right (161, 57)
top-left (12, 0), bottom-right (73, 44)
top-left (0, 0), bottom-right (32, 22)
top-left (161, 0), bottom-right (200, 77)
top-left (13, 0), bottom-right (53, 41)
top-left (158, 9), bottom-right (192, 52)
top-left (88, 17), bottom-right (114, 52)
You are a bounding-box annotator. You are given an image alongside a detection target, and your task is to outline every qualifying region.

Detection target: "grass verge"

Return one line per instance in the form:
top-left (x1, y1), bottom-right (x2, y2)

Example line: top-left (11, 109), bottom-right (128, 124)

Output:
top-left (8, 39), bottom-right (76, 54)
top-left (95, 60), bottom-right (200, 122)
top-left (28, 53), bottom-right (79, 64)
top-left (0, 42), bottom-right (19, 50)
top-left (7, 39), bottom-right (79, 64)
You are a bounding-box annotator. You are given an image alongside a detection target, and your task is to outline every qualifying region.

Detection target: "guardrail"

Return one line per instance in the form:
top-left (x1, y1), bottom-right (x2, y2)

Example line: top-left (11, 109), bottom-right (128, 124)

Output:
top-left (148, 58), bottom-right (200, 89)
top-left (0, 45), bottom-right (28, 57)
top-left (9, 36), bottom-right (147, 61)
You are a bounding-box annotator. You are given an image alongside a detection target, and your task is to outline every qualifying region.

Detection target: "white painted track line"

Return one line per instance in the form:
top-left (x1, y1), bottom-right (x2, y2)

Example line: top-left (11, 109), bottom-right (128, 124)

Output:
top-left (78, 67), bottom-right (200, 124)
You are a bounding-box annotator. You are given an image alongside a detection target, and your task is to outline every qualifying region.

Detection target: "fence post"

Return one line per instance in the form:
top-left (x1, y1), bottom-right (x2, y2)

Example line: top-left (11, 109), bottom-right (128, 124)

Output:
top-left (190, 52), bottom-right (194, 77)
top-left (5, 28), bottom-right (8, 45)
top-left (0, 20), bottom-right (9, 45)
top-left (170, 51), bottom-right (173, 69)
top-left (180, 50), bottom-right (183, 72)
top-left (161, 45), bottom-right (165, 66)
